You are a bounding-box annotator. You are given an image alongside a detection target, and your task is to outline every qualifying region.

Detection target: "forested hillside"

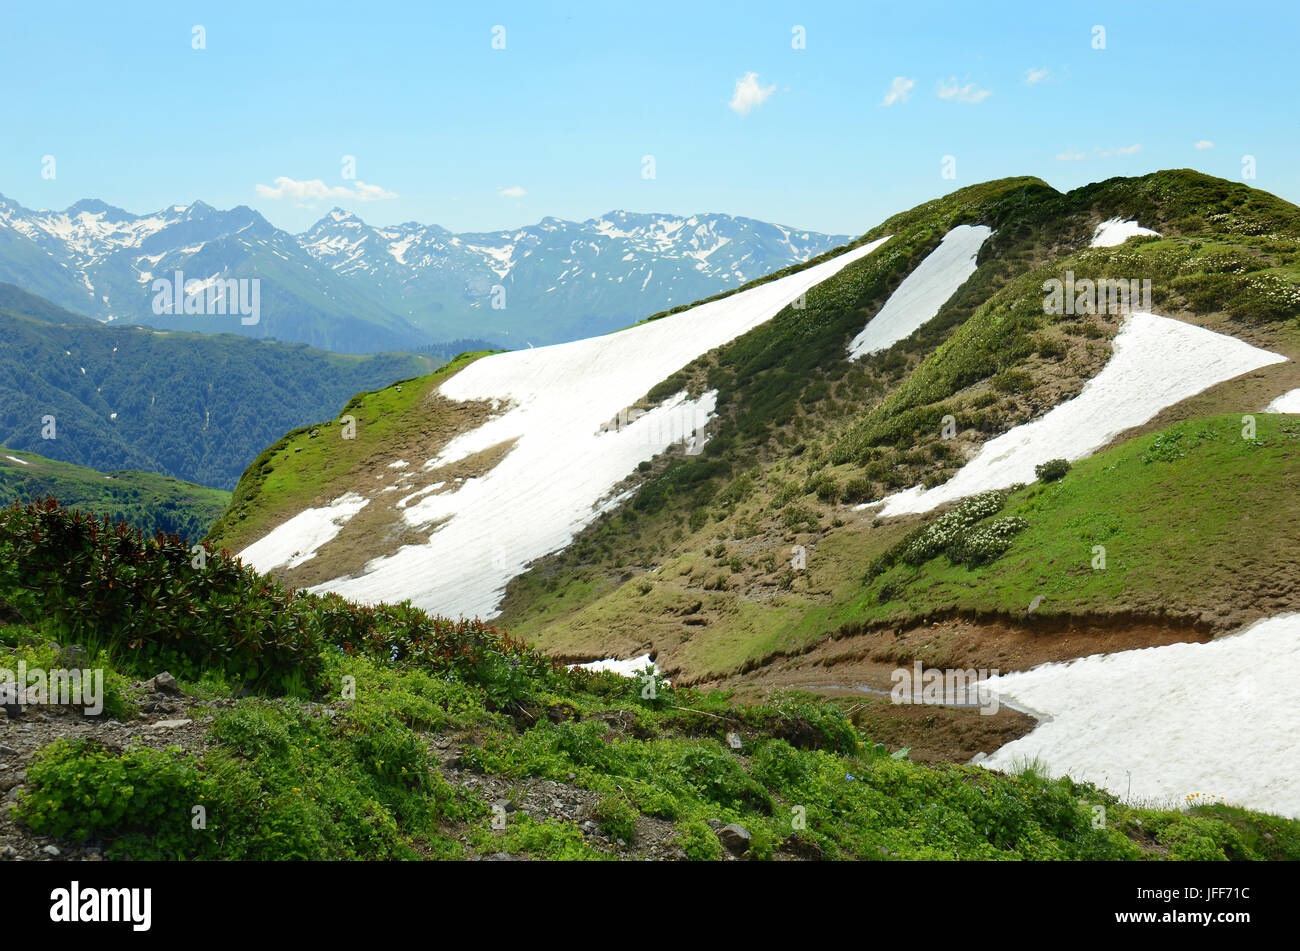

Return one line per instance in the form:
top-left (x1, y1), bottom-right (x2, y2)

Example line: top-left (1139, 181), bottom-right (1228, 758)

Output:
top-left (0, 284), bottom-right (436, 489)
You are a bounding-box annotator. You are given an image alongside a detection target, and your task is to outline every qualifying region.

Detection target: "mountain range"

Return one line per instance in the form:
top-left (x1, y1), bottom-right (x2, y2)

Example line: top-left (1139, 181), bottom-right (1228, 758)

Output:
top-left (0, 193), bottom-right (848, 353)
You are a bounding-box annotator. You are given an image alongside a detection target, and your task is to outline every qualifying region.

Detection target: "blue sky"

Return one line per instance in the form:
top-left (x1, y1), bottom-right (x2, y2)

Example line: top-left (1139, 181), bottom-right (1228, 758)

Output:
top-left (3, 0), bottom-right (1296, 236)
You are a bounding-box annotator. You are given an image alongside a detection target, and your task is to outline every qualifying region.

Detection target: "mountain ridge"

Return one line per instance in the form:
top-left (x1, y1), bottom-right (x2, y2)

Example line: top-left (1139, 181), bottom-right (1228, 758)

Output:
top-left (0, 191), bottom-right (849, 353)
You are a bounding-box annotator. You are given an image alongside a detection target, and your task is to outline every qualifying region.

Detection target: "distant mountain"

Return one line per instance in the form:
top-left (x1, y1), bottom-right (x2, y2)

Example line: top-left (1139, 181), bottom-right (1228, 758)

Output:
top-left (0, 283), bottom-right (435, 489)
top-left (0, 192), bottom-right (849, 352)
top-left (0, 196), bottom-right (429, 354)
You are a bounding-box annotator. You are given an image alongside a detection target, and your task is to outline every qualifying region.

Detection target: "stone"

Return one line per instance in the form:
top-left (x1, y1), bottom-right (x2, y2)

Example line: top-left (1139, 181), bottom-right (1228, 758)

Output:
top-left (717, 823), bottom-right (752, 855)
top-left (146, 719), bottom-right (192, 730)
top-left (56, 645), bottom-right (90, 669)
top-left (42, 845), bottom-right (59, 857)
top-left (149, 672), bottom-right (181, 695)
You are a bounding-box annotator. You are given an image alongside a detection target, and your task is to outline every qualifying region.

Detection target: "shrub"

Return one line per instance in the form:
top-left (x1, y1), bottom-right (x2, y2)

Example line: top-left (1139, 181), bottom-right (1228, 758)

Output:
top-left (1034, 458), bottom-right (1071, 482)
top-left (593, 794), bottom-right (638, 843)
top-left (840, 476), bottom-right (876, 504)
top-left (947, 515), bottom-right (1030, 566)
top-left (676, 815), bottom-right (723, 861)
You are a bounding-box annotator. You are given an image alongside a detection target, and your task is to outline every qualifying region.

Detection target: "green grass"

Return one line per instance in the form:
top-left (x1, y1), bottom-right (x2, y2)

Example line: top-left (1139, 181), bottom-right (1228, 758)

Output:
top-left (16, 637), bottom-right (1297, 861)
top-left (857, 413), bottom-right (1300, 624)
top-left (0, 447), bottom-right (229, 542)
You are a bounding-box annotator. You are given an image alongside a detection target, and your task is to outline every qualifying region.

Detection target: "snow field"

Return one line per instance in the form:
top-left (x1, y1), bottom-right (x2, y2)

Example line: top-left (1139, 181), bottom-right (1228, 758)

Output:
top-left (978, 613), bottom-right (1300, 819)
top-left (241, 237), bottom-right (891, 617)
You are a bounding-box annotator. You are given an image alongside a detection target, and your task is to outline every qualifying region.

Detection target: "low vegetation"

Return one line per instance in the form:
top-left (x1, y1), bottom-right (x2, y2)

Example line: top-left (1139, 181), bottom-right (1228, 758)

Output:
top-left (3, 500), bottom-right (1297, 860)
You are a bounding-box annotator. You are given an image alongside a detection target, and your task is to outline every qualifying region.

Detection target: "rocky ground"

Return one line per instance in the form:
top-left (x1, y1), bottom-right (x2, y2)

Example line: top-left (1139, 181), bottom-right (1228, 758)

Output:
top-left (0, 673), bottom-right (763, 862)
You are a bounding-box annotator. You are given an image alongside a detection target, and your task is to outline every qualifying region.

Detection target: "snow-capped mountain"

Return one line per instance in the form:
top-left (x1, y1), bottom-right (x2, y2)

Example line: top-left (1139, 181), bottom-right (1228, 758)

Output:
top-left (294, 207), bottom-right (852, 344)
top-left (0, 192), bottom-right (849, 353)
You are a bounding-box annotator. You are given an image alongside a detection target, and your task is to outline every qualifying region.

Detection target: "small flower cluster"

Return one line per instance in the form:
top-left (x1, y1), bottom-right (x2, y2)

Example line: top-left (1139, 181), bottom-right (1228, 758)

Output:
top-left (947, 515), bottom-right (1030, 566)
top-left (900, 490), bottom-right (1007, 566)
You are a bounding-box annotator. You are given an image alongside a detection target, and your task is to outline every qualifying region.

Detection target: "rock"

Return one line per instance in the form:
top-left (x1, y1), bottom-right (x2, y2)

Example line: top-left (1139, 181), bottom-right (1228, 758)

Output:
top-left (0, 745), bottom-right (16, 756)
top-left (57, 645), bottom-right (90, 669)
top-left (717, 823), bottom-right (751, 855)
top-left (6, 787), bottom-right (21, 802)
top-left (725, 732), bottom-right (743, 750)
top-left (707, 818), bottom-right (723, 831)
top-left (0, 772), bottom-right (24, 792)
top-left (1, 844), bottom-right (18, 859)
top-left (42, 845), bottom-right (59, 857)
top-left (146, 719), bottom-right (192, 731)
top-left (483, 852), bottom-right (515, 861)
top-left (149, 672), bottom-right (181, 696)
top-left (0, 681), bottom-right (24, 719)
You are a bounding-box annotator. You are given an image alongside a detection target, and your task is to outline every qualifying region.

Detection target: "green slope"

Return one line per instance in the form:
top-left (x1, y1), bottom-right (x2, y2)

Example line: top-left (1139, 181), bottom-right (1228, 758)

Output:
top-left (205, 350), bottom-right (496, 555)
top-left (0, 447), bottom-right (229, 542)
top-left (495, 170), bottom-right (1300, 678)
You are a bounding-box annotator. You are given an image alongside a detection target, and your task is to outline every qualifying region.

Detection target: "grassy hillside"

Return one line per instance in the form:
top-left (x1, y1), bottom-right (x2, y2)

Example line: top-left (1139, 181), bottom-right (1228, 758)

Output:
top-left (494, 171), bottom-right (1300, 681)
top-left (205, 350), bottom-right (497, 555)
top-left (2, 499), bottom-right (1295, 861)
top-left (0, 283), bottom-right (438, 489)
top-left (509, 411), bottom-right (1297, 682)
top-left (0, 447), bottom-right (229, 542)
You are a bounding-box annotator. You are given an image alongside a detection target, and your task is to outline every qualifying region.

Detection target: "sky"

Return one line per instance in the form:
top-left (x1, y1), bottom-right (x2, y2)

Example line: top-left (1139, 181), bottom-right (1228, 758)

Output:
top-left (2, 0), bottom-right (1297, 237)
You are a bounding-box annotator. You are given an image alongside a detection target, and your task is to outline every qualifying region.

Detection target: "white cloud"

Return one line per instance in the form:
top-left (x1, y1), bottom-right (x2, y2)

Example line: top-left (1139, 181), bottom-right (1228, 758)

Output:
top-left (880, 76), bottom-right (916, 107)
top-left (1025, 67), bottom-right (1049, 85)
top-left (497, 186), bottom-right (527, 198)
top-left (937, 77), bottom-right (991, 104)
top-left (728, 71), bottom-right (776, 115)
top-left (1195, 139), bottom-right (1215, 150)
top-left (1096, 143), bottom-right (1142, 157)
top-left (1055, 150), bottom-right (1086, 161)
top-left (254, 176), bottom-right (397, 201)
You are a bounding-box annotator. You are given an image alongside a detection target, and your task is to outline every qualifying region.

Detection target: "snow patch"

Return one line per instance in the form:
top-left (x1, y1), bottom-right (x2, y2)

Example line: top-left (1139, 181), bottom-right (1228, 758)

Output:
top-left (239, 493), bottom-right (370, 572)
top-left (873, 313), bottom-right (1285, 517)
top-left (978, 613), bottom-right (1300, 819)
top-left (569, 654), bottom-right (662, 679)
top-left (4, 455), bottom-right (30, 466)
top-left (1091, 218), bottom-right (1160, 248)
top-left (848, 225), bottom-right (992, 359)
top-left (1264, 387), bottom-right (1300, 413)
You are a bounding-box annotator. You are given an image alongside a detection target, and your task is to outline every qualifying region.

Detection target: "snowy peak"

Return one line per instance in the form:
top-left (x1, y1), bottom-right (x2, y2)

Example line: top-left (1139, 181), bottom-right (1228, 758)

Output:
top-left (0, 190), bottom-right (849, 350)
